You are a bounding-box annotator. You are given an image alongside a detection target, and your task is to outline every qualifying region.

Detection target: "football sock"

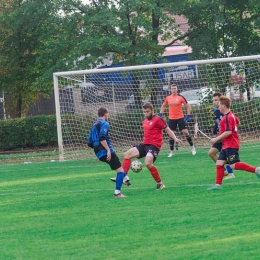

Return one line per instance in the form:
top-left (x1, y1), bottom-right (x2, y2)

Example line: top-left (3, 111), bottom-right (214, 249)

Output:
top-left (225, 165), bottom-right (233, 174)
top-left (170, 139), bottom-right (174, 151)
top-left (234, 162), bottom-right (256, 173)
top-left (114, 189), bottom-right (120, 195)
top-left (123, 175), bottom-right (129, 181)
top-left (149, 166), bottom-right (161, 183)
top-left (216, 165), bottom-right (225, 185)
top-left (186, 136), bottom-right (194, 146)
top-left (122, 158), bottom-right (131, 174)
top-left (115, 172), bottom-right (125, 190)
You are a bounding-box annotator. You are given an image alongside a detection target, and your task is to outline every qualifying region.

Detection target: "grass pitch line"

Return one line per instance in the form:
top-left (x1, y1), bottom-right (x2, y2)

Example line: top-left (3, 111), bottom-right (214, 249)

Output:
top-left (0, 181), bottom-right (259, 196)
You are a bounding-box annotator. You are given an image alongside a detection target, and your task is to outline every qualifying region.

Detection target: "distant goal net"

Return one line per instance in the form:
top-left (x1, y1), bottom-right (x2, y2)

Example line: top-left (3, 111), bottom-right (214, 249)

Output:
top-left (53, 55), bottom-right (260, 161)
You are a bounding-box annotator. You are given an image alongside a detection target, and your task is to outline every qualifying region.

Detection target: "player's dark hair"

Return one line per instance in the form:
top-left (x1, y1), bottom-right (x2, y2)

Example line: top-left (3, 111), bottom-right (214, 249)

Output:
top-left (98, 107), bottom-right (109, 117)
top-left (143, 102), bottom-right (154, 111)
top-left (171, 84), bottom-right (178, 88)
top-left (219, 96), bottom-right (231, 108)
top-left (213, 92), bottom-right (222, 97)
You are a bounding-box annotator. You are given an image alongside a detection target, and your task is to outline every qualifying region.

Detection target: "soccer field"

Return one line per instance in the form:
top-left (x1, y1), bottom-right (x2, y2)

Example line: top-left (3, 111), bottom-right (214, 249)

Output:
top-left (1, 147), bottom-right (260, 259)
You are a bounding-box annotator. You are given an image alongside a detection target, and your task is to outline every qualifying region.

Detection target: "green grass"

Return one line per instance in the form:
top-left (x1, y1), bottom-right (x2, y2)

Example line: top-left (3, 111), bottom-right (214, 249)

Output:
top-left (1, 148), bottom-right (260, 259)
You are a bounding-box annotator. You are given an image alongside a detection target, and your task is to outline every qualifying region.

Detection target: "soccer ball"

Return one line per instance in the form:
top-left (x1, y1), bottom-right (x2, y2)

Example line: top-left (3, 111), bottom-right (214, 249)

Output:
top-left (131, 160), bottom-right (142, 173)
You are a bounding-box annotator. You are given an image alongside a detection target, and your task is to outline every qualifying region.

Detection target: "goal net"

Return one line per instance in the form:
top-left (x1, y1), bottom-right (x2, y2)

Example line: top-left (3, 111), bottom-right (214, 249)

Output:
top-left (53, 55), bottom-right (260, 161)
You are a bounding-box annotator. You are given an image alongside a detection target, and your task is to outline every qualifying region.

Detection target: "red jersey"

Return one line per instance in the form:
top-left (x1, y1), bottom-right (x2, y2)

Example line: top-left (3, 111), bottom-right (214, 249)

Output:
top-left (162, 94), bottom-right (187, 119)
top-left (219, 112), bottom-right (240, 149)
top-left (142, 115), bottom-right (167, 150)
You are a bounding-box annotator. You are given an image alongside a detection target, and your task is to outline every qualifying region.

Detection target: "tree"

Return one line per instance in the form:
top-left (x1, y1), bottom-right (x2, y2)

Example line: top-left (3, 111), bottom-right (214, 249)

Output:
top-left (171, 0), bottom-right (260, 97)
top-left (0, 0), bottom-right (62, 118)
top-left (53, 0), bottom-right (189, 107)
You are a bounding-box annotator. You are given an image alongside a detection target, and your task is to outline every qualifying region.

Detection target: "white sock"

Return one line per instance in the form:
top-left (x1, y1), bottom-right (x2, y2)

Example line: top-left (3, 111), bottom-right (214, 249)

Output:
top-left (123, 175), bottom-right (129, 181)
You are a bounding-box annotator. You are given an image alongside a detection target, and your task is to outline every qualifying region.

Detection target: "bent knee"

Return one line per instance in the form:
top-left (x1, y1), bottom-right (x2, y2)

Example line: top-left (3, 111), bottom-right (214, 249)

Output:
top-left (145, 163), bottom-right (153, 169)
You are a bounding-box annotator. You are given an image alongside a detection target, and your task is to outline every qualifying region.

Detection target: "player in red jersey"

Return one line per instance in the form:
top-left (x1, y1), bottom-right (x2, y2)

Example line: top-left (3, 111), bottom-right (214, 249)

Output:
top-left (160, 84), bottom-right (196, 157)
top-left (120, 102), bottom-right (182, 190)
top-left (207, 96), bottom-right (260, 190)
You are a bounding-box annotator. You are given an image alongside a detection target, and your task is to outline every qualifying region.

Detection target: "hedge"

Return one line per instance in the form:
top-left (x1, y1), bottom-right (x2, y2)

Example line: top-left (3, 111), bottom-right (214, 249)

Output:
top-left (0, 115), bottom-right (57, 151)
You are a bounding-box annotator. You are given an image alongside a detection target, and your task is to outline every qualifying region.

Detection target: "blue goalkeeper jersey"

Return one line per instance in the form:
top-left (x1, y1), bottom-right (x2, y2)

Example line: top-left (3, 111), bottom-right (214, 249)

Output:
top-left (88, 119), bottom-right (115, 159)
top-left (213, 107), bottom-right (223, 135)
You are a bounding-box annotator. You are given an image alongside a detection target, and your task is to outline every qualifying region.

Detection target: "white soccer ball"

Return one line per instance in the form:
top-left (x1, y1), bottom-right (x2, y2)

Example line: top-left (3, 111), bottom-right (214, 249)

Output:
top-left (131, 160), bottom-right (142, 173)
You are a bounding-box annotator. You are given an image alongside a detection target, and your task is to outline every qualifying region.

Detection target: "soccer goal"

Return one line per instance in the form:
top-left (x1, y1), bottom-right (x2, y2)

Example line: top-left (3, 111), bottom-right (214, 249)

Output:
top-left (53, 55), bottom-right (260, 161)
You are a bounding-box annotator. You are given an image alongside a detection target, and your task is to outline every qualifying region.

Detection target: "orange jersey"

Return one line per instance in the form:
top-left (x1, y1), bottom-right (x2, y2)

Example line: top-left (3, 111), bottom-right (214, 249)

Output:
top-left (163, 94), bottom-right (188, 119)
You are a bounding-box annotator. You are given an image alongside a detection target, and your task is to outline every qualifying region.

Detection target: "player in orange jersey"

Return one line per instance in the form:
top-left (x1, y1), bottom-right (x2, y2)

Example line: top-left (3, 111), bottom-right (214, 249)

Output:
top-left (160, 84), bottom-right (196, 157)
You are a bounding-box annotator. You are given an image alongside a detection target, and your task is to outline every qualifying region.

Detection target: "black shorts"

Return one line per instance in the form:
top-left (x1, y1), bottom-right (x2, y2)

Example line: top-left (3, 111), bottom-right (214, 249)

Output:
top-left (218, 148), bottom-right (240, 165)
top-left (212, 142), bottom-right (223, 152)
top-left (135, 144), bottom-right (160, 162)
top-left (169, 118), bottom-right (186, 131)
top-left (99, 152), bottom-right (121, 170)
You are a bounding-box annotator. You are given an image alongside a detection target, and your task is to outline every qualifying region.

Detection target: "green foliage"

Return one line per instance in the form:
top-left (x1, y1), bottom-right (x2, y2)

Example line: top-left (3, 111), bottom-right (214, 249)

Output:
top-left (176, 0), bottom-right (260, 59)
top-left (0, 115), bottom-right (57, 150)
top-left (231, 99), bottom-right (260, 131)
top-left (0, 0), bottom-right (62, 117)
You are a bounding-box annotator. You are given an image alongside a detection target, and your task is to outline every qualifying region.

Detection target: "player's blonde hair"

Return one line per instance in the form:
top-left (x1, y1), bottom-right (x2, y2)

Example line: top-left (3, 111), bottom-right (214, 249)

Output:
top-left (219, 96), bottom-right (231, 108)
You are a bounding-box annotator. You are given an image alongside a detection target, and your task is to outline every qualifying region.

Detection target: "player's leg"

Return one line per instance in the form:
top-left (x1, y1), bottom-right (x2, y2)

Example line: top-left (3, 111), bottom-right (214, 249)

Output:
top-left (110, 145), bottom-right (143, 186)
top-left (209, 143), bottom-right (234, 179)
top-left (223, 163), bottom-right (235, 180)
top-left (227, 149), bottom-right (260, 178)
top-left (144, 145), bottom-right (165, 189)
top-left (208, 147), bottom-right (218, 162)
top-left (114, 166), bottom-right (127, 198)
top-left (207, 160), bottom-right (226, 190)
top-left (100, 153), bottom-right (126, 198)
top-left (168, 119), bottom-right (177, 157)
top-left (208, 149), bottom-right (260, 190)
top-left (179, 119), bottom-right (196, 155)
top-left (207, 150), bottom-right (227, 190)
top-left (122, 146), bottom-right (141, 174)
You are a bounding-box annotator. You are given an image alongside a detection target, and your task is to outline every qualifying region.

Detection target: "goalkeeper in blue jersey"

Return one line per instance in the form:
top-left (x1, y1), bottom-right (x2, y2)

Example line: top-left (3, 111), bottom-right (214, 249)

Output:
top-left (87, 107), bottom-right (129, 198)
top-left (208, 92), bottom-right (234, 179)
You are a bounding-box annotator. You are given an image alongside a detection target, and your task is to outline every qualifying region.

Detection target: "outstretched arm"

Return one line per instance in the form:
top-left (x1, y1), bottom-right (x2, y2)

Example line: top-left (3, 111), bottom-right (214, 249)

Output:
top-left (165, 127), bottom-right (182, 144)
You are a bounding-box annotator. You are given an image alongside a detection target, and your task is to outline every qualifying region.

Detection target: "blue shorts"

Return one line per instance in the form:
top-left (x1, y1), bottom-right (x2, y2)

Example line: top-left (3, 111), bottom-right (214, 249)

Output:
top-left (135, 144), bottom-right (159, 162)
top-left (218, 148), bottom-right (240, 165)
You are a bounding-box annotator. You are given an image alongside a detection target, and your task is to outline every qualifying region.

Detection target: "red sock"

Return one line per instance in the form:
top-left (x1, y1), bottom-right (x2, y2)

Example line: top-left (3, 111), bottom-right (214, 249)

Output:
top-left (122, 158), bottom-right (131, 174)
top-left (149, 166), bottom-right (161, 183)
top-left (216, 165), bottom-right (225, 185)
top-left (234, 162), bottom-right (256, 173)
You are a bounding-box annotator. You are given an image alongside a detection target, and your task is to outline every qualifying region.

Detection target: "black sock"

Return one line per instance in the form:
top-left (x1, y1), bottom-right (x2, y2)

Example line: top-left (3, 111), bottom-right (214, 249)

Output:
top-left (186, 136), bottom-right (194, 146)
top-left (169, 139), bottom-right (174, 151)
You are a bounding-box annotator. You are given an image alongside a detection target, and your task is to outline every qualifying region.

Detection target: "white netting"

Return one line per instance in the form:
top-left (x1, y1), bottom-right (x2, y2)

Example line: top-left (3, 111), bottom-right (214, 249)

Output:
top-left (53, 55), bottom-right (260, 161)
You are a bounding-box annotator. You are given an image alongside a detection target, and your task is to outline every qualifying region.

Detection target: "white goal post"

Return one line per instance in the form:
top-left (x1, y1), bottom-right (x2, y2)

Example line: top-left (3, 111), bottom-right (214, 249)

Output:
top-left (53, 55), bottom-right (260, 161)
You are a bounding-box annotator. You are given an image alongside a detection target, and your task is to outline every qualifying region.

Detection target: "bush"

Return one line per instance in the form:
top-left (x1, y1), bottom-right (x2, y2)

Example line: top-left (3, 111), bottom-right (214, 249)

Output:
top-left (0, 115), bottom-right (57, 150)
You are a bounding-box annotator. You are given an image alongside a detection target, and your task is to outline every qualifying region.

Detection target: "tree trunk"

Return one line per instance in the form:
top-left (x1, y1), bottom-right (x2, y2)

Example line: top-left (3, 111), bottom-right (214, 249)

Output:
top-left (16, 95), bottom-right (22, 118)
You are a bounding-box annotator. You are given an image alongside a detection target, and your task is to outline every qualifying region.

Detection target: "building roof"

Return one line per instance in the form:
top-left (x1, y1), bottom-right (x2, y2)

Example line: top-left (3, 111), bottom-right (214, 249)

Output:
top-left (158, 14), bottom-right (189, 46)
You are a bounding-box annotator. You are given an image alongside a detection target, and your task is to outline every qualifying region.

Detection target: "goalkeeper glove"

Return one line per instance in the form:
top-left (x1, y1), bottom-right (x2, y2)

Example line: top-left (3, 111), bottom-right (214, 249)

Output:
top-left (159, 113), bottom-right (163, 118)
top-left (185, 115), bottom-right (191, 122)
